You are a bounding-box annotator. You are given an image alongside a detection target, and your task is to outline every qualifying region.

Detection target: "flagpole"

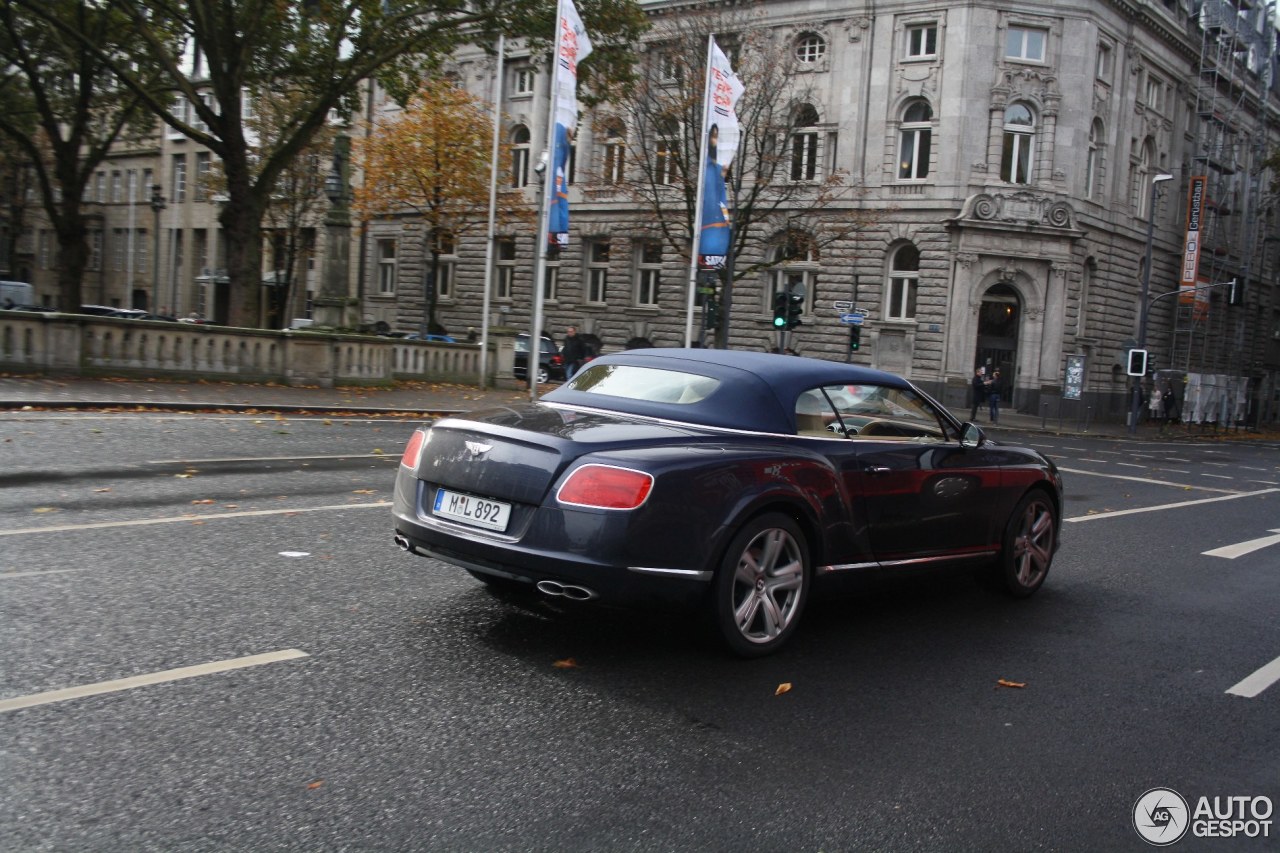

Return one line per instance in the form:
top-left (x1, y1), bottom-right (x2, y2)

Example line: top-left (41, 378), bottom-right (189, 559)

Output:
top-left (480, 34), bottom-right (504, 390)
top-left (531, 0), bottom-right (566, 402)
top-left (685, 35), bottom-right (716, 348)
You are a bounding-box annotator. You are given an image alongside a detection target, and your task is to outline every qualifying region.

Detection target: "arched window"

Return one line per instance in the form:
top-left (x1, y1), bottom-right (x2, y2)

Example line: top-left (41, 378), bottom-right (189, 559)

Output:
top-left (602, 120), bottom-right (626, 184)
top-left (1085, 119), bottom-right (1104, 200)
top-left (1000, 103), bottom-right (1035, 184)
top-left (769, 233), bottom-right (818, 316)
top-left (886, 244), bottom-right (919, 320)
top-left (795, 33), bottom-right (826, 63)
top-left (898, 100), bottom-right (933, 180)
top-left (655, 117), bottom-right (679, 186)
top-left (790, 104), bottom-right (820, 182)
top-left (511, 125), bottom-right (530, 189)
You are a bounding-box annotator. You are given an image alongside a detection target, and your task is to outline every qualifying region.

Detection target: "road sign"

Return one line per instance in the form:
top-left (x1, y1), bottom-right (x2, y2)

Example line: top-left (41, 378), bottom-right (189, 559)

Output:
top-left (832, 300), bottom-right (853, 311)
top-left (839, 313), bottom-right (865, 325)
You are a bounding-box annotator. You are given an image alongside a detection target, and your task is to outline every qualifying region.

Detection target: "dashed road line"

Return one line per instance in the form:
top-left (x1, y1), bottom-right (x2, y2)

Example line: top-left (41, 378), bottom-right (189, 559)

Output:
top-left (1203, 529), bottom-right (1280, 559)
top-left (1057, 467), bottom-right (1241, 493)
top-left (0, 501), bottom-right (392, 537)
top-left (0, 649), bottom-right (310, 713)
top-left (1065, 488), bottom-right (1280, 523)
top-left (0, 569), bottom-right (84, 579)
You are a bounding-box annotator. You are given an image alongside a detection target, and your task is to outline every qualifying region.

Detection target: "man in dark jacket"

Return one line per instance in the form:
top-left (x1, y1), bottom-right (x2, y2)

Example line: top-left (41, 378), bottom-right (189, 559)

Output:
top-left (561, 325), bottom-right (586, 379)
top-left (970, 367), bottom-right (986, 421)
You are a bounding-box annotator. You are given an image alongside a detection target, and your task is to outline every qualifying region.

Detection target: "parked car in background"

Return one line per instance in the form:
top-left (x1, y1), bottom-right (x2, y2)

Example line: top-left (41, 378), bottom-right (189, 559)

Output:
top-left (0, 280), bottom-right (34, 309)
top-left (513, 332), bottom-right (565, 384)
top-left (402, 333), bottom-right (458, 343)
top-left (393, 348), bottom-right (1063, 657)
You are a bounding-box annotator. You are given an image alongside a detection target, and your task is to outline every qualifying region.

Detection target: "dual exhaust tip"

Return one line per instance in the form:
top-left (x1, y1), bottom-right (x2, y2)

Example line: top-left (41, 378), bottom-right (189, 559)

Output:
top-left (394, 535), bottom-right (597, 601)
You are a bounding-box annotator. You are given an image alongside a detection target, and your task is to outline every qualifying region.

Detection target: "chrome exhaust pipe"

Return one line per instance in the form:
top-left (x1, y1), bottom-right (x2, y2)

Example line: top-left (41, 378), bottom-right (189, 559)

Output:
top-left (536, 580), bottom-right (598, 601)
top-left (394, 534), bottom-right (414, 554)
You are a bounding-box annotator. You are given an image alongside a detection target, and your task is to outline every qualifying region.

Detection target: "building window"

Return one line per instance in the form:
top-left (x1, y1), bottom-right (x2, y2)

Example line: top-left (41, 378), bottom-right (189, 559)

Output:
top-left (635, 241), bottom-right (661, 307)
top-left (655, 118), bottom-right (679, 186)
top-left (194, 152), bottom-right (211, 202)
top-left (87, 229), bottom-right (103, 271)
top-left (1096, 42), bottom-right (1113, 83)
top-left (658, 50), bottom-right (683, 84)
top-left (898, 100), bottom-right (932, 180)
top-left (1085, 119), bottom-right (1104, 200)
top-left (544, 262), bottom-right (560, 302)
top-left (433, 232), bottom-right (456, 300)
top-left (171, 154), bottom-right (187, 204)
top-left (906, 23), bottom-right (938, 59)
top-left (496, 239), bottom-right (515, 300)
top-left (769, 234), bottom-right (817, 315)
top-left (790, 104), bottom-right (820, 182)
top-left (513, 67), bottom-right (536, 96)
top-left (111, 171), bottom-right (122, 203)
top-left (1005, 25), bottom-right (1046, 62)
top-left (886, 244), bottom-right (920, 320)
top-left (377, 239), bottom-right (397, 295)
top-left (112, 228), bottom-right (126, 271)
top-left (1144, 75), bottom-right (1164, 113)
top-left (95, 172), bottom-right (106, 203)
top-left (587, 239), bottom-right (610, 303)
top-left (1000, 102), bottom-right (1035, 184)
top-left (795, 33), bottom-right (826, 64)
top-left (1134, 140), bottom-right (1157, 219)
top-left (602, 122), bottom-right (626, 184)
top-left (511, 125), bottom-right (531, 189)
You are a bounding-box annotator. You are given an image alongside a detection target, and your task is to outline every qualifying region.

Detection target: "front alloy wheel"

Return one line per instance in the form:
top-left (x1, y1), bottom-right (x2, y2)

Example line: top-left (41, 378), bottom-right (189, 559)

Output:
top-left (713, 513), bottom-right (809, 657)
top-left (996, 491), bottom-right (1056, 597)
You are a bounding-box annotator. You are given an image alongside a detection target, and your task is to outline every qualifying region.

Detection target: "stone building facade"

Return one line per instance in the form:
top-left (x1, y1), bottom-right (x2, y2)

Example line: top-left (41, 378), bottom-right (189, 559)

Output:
top-left (365, 0), bottom-right (1280, 422)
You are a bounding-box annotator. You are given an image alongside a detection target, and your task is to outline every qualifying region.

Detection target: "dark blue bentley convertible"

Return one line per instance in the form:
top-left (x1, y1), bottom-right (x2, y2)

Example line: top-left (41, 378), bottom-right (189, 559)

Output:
top-left (393, 348), bottom-right (1062, 656)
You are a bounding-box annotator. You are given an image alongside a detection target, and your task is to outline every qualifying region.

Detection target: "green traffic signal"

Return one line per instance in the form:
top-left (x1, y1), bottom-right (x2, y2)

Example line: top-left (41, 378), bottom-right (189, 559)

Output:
top-left (849, 325), bottom-right (861, 351)
top-left (772, 292), bottom-right (789, 328)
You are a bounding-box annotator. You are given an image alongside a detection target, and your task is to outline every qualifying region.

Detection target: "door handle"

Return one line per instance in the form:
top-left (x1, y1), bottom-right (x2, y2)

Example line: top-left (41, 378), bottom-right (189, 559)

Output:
top-left (865, 466), bottom-right (891, 475)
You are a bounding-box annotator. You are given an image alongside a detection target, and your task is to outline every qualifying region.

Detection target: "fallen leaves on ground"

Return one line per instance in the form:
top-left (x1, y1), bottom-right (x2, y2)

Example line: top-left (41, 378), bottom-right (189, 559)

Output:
top-left (352, 489), bottom-right (377, 495)
top-left (552, 658), bottom-right (579, 669)
top-left (307, 780), bottom-right (324, 790)
top-left (191, 499), bottom-right (215, 505)
top-left (775, 683), bottom-right (792, 696)
top-left (996, 679), bottom-right (1027, 689)
top-left (33, 507), bottom-right (59, 514)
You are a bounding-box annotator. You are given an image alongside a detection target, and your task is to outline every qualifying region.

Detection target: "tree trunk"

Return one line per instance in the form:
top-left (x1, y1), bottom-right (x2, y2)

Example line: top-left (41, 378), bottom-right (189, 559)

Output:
top-left (219, 192), bottom-right (266, 328)
top-left (54, 201), bottom-right (89, 312)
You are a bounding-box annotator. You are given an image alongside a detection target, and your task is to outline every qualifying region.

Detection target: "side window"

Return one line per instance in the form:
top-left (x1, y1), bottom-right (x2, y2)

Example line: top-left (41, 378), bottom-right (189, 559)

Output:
top-left (794, 384), bottom-right (953, 441)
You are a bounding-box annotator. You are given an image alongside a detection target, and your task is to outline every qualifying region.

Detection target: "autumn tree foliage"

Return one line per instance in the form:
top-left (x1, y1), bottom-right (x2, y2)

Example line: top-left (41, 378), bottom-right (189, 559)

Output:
top-left (355, 80), bottom-right (532, 332)
top-left (15, 0), bottom-right (647, 327)
top-left (619, 1), bottom-right (880, 347)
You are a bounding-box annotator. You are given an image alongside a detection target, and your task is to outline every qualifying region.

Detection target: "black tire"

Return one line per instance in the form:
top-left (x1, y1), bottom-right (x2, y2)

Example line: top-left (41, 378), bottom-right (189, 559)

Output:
top-left (990, 490), bottom-right (1057, 597)
top-left (711, 513), bottom-right (809, 657)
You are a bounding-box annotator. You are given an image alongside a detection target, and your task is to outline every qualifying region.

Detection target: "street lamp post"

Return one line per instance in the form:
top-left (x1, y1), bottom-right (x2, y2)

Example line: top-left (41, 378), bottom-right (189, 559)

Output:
top-left (314, 133), bottom-right (352, 329)
top-left (1129, 172), bottom-right (1174, 434)
top-left (149, 184), bottom-right (166, 313)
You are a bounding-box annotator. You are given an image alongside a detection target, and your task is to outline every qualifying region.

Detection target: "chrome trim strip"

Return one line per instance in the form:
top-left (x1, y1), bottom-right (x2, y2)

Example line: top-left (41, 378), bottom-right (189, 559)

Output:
top-left (627, 565), bottom-right (714, 581)
top-left (820, 551), bottom-right (997, 573)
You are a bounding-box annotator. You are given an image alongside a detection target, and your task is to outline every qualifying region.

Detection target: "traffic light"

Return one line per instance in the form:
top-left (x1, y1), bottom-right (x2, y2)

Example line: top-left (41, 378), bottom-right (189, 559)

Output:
top-left (772, 292), bottom-right (789, 328)
top-left (1228, 278), bottom-right (1245, 306)
top-left (849, 325), bottom-right (862, 351)
top-left (785, 292), bottom-right (803, 330)
top-left (1126, 348), bottom-right (1148, 377)
top-left (704, 297), bottom-right (721, 331)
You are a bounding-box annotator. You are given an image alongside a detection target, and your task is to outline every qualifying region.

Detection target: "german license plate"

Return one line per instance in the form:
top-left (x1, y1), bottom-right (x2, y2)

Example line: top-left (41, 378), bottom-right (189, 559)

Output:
top-left (433, 488), bottom-right (511, 532)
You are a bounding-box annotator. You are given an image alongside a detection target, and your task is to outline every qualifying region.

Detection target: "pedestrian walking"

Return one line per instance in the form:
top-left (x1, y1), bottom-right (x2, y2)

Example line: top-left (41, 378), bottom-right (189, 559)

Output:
top-left (987, 368), bottom-right (1002, 424)
top-left (1148, 385), bottom-right (1163, 423)
top-left (560, 325), bottom-right (586, 380)
top-left (970, 367), bottom-right (986, 422)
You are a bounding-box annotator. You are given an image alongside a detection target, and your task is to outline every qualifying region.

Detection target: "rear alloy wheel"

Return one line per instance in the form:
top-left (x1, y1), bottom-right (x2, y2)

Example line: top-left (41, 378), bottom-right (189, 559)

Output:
top-left (536, 366), bottom-right (549, 384)
top-left (994, 491), bottom-right (1056, 597)
top-left (712, 513), bottom-right (809, 657)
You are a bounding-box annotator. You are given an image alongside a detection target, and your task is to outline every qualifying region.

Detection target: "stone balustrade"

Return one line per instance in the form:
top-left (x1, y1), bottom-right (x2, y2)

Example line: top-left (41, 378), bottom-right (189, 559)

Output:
top-left (0, 310), bottom-right (516, 388)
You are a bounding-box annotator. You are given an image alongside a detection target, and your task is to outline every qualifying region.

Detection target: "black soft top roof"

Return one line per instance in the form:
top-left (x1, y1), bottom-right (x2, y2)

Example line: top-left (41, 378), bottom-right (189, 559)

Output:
top-left (541, 348), bottom-right (913, 433)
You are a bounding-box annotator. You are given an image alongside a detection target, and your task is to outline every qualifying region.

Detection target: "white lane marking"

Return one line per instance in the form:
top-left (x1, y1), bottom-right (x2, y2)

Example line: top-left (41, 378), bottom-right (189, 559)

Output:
top-left (147, 454), bottom-right (393, 464)
top-left (1065, 489), bottom-right (1280, 523)
top-left (0, 569), bottom-right (84, 579)
top-left (1201, 474), bottom-right (1235, 480)
top-left (1203, 529), bottom-right (1280, 559)
top-left (1166, 457), bottom-right (1191, 463)
top-left (1204, 462), bottom-right (1230, 467)
top-left (1094, 450), bottom-right (1124, 455)
top-left (1057, 467), bottom-right (1242, 494)
top-left (1062, 446), bottom-right (1088, 452)
top-left (1115, 462), bottom-right (1147, 469)
top-left (0, 501), bottom-right (392, 537)
top-left (0, 649), bottom-right (310, 713)
top-left (1227, 655), bottom-right (1280, 698)
top-left (1241, 466), bottom-right (1269, 472)
top-left (1249, 480), bottom-right (1280, 486)
top-left (1159, 469), bottom-right (1191, 474)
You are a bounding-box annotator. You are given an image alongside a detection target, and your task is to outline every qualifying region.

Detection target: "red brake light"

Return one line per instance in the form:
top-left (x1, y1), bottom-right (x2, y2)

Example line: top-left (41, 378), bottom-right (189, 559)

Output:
top-left (400, 429), bottom-right (427, 468)
top-left (558, 464), bottom-right (653, 509)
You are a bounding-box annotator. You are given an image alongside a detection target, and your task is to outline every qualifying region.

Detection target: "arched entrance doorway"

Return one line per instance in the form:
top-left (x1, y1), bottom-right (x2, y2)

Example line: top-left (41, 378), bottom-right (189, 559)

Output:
top-left (976, 284), bottom-right (1021, 406)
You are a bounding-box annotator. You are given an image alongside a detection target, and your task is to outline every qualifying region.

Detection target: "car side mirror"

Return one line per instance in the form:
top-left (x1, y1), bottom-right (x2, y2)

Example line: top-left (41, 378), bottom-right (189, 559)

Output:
top-left (959, 422), bottom-right (985, 448)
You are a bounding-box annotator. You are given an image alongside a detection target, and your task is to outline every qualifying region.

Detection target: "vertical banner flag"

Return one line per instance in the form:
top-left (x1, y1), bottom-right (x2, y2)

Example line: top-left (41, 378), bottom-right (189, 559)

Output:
top-left (697, 39), bottom-right (744, 270)
top-left (1179, 175), bottom-right (1209, 319)
top-left (548, 0), bottom-right (592, 251)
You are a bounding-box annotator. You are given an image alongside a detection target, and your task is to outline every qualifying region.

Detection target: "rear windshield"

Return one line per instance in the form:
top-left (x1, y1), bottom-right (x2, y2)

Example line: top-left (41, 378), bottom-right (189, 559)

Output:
top-left (568, 364), bottom-right (720, 404)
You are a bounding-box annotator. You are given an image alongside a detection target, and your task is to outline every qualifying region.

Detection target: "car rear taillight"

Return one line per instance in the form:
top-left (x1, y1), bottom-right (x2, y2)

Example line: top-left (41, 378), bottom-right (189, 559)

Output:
top-left (557, 464), bottom-right (653, 510)
top-left (551, 354), bottom-right (563, 365)
top-left (400, 429), bottom-right (427, 469)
